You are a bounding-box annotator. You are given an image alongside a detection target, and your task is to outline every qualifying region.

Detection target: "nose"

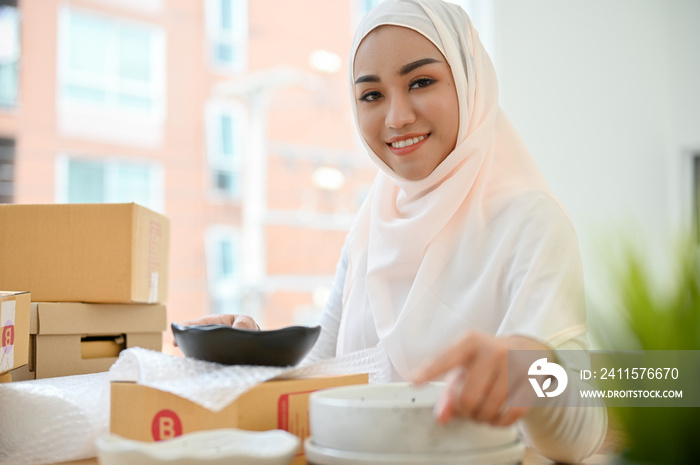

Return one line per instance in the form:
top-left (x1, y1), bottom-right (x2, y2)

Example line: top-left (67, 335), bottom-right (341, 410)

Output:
top-left (385, 93), bottom-right (416, 129)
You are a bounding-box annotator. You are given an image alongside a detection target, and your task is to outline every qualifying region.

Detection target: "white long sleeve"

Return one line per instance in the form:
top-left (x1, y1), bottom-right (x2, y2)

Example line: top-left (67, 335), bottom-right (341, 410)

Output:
top-left (303, 241), bottom-right (348, 363)
top-left (519, 337), bottom-right (608, 463)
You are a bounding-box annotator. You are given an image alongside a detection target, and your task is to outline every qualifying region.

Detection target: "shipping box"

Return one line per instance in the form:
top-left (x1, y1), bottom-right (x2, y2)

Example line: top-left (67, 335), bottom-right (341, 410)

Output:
top-left (0, 203), bottom-right (169, 304)
top-left (111, 373), bottom-right (368, 465)
top-left (25, 302), bottom-right (166, 379)
top-left (0, 291), bottom-right (30, 375)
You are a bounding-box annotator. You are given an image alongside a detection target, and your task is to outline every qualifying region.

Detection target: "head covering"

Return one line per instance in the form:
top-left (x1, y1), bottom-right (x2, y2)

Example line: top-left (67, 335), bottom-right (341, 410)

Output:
top-left (337, 0), bottom-right (586, 380)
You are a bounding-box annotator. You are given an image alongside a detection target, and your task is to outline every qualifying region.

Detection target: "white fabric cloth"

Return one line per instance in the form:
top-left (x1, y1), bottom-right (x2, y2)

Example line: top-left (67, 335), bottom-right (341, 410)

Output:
top-left (338, 0), bottom-right (586, 380)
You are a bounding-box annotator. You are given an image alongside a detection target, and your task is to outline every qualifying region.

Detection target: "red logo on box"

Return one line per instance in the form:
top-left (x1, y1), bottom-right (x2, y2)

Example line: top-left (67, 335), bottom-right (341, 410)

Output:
top-left (152, 409), bottom-right (182, 441)
top-left (2, 324), bottom-right (14, 350)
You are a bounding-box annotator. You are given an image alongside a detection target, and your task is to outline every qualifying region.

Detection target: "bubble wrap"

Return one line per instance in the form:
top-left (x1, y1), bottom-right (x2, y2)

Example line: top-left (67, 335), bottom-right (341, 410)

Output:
top-left (109, 345), bottom-right (392, 412)
top-left (0, 372), bottom-right (110, 465)
top-left (0, 345), bottom-right (391, 465)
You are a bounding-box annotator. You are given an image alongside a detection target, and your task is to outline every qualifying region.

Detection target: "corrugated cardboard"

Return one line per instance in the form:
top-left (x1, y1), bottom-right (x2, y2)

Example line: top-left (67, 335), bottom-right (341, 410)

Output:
top-left (111, 373), bottom-right (368, 465)
top-left (0, 203), bottom-right (169, 303)
top-left (5, 364), bottom-right (32, 382)
top-left (0, 291), bottom-right (30, 375)
top-left (28, 302), bottom-right (166, 379)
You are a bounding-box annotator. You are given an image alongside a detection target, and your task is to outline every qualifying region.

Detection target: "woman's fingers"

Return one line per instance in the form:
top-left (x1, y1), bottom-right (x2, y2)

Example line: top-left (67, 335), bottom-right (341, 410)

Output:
top-left (451, 349), bottom-right (498, 418)
top-left (181, 314), bottom-right (236, 327)
top-left (230, 314), bottom-right (260, 330)
top-left (179, 314), bottom-right (260, 330)
top-left (412, 332), bottom-right (479, 384)
top-left (413, 333), bottom-right (542, 426)
top-left (173, 314), bottom-right (260, 347)
top-left (473, 363), bottom-right (509, 423)
top-left (492, 406), bottom-right (529, 426)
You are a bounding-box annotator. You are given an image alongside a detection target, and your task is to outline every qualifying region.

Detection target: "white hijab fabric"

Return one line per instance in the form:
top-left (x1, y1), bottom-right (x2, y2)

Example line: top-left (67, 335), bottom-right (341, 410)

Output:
top-left (337, 0), bottom-right (586, 380)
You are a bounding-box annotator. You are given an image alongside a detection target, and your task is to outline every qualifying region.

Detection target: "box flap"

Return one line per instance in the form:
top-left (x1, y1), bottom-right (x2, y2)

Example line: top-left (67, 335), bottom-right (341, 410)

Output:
top-left (34, 302), bottom-right (166, 335)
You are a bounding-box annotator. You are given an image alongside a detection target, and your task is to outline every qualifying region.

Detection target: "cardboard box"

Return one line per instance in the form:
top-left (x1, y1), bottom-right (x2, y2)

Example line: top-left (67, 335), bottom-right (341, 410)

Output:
top-left (0, 203), bottom-right (169, 304)
top-left (111, 373), bottom-right (368, 465)
top-left (0, 291), bottom-right (30, 375)
top-left (27, 302), bottom-right (166, 379)
top-left (5, 364), bottom-right (32, 382)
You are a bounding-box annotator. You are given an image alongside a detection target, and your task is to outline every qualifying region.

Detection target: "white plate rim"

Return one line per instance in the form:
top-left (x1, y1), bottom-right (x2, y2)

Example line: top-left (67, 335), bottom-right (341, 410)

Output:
top-left (303, 437), bottom-right (525, 465)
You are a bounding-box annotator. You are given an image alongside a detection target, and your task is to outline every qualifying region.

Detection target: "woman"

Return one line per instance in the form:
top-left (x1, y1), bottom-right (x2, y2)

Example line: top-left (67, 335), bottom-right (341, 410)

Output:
top-left (185, 0), bottom-right (606, 461)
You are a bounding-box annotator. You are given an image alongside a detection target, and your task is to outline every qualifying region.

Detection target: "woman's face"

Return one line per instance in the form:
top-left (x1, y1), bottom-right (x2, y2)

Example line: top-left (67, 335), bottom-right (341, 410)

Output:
top-left (353, 26), bottom-right (459, 181)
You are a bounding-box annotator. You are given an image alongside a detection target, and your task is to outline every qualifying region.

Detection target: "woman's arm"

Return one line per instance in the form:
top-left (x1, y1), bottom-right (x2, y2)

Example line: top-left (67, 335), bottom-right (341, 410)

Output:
top-left (518, 336), bottom-right (607, 463)
top-left (303, 241), bottom-right (349, 363)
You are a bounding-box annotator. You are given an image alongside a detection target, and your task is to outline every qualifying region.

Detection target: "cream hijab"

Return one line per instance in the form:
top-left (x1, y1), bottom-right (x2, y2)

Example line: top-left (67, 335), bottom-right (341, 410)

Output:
top-left (337, 0), bottom-right (587, 380)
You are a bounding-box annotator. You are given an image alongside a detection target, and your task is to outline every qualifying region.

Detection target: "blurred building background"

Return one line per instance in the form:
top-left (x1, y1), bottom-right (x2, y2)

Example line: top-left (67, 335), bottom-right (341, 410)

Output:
top-left (0, 0), bottom-right (698, 349)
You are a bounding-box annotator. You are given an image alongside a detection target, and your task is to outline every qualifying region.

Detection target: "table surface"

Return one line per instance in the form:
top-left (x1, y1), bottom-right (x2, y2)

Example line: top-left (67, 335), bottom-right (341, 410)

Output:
top-left (54, 448), bottom-right (615, 465)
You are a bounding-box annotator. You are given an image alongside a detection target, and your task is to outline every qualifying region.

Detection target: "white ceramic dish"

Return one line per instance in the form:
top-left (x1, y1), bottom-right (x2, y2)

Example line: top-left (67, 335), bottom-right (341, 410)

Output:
top-left (309, 382), bottom-right (519, 454)
top-left (95, 429), bottom-right (300, 465)
top-left (304, 437), bottom-right (525, 465)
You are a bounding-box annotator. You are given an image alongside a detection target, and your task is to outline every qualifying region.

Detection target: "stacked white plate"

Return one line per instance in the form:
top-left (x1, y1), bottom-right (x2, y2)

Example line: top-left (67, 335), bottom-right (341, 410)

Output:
top-left (305, 383), bottom-right (525, 465)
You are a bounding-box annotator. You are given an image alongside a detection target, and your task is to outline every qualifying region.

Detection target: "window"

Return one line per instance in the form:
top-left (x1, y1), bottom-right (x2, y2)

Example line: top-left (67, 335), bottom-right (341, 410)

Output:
top-left (0, 4), bottom-right (19, 108)
top-left (56, 155), bottom-right (164, 212)
top-left (58, 8), bottom-right (165, 119)
top-left (205, 0), bottom-right (247, 72)
top-left (0, 138), bottom-right (14, 203)
top-left (206, 102), bottom-right (246, 199)
top-left (206, 227), bottom-right (243, 314)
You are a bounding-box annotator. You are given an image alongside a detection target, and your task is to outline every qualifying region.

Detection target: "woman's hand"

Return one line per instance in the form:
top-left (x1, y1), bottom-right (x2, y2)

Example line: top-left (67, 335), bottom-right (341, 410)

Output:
top-left (412, 332), bottom-right (549, 427)
top-left (180, 314), bottom-right (260, 330)
top-left (172, 314), bottom-right (260, 347)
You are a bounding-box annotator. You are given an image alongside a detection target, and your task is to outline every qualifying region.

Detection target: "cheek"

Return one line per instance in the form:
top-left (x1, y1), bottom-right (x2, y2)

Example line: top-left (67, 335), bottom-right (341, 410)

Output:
top-left (438, 91), bottom-right (460, 144)
top-left (357, 109), bottom-right (383, 145)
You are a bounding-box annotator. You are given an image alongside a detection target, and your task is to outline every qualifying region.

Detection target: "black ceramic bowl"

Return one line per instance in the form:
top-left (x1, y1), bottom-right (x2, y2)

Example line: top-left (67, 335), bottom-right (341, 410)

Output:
top-left (171, 322), bottom-right (321, 367)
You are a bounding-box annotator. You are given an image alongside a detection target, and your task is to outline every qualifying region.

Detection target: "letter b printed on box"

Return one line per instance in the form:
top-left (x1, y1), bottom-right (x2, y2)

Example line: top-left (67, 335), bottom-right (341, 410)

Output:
top-left (152, 409), bottom-right (182, 441)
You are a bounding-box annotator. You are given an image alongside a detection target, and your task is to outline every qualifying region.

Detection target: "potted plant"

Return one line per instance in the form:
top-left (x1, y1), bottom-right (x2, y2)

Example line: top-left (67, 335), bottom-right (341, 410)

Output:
top-left (595, 236), bottom-right (700, 464)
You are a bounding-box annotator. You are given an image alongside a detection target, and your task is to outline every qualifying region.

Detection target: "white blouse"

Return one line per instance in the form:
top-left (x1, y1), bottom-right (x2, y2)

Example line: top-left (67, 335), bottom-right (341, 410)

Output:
top-left (307, 238), bottom-right (608, 464)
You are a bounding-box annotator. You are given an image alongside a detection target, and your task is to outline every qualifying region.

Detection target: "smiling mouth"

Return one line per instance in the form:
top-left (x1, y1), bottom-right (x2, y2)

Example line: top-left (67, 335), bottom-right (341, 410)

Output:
top-left (388, 134), bottom-right (429, 149)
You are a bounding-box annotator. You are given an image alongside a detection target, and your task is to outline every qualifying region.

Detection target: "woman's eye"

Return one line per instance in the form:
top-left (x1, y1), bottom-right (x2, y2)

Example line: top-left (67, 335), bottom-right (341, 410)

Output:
top-left (359, 91), bottom-right (382, 102)
top-left (410, 78), bottom-right (435, 89)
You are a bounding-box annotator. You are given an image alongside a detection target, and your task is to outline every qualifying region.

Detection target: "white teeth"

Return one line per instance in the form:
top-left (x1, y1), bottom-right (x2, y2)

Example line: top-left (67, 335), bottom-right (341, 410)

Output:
top-left (391, 135), bottom-right (427, 148)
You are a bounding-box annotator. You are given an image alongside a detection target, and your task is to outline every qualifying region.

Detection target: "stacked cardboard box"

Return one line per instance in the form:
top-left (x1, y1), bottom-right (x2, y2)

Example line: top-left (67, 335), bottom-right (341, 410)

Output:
top-left (0, 203), bottom-right (169, 380)
top-left (0, 291), bottom-right (31, 381)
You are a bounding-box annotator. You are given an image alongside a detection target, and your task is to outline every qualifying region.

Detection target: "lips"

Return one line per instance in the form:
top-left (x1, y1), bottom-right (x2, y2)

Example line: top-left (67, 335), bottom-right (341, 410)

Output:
top-left (386, 133), bottom-right (430, 156)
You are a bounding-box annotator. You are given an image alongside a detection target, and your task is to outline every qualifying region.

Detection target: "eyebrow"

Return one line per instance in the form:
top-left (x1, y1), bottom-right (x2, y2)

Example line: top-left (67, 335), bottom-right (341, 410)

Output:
top-left (354, 57), bottom-right (442, 85)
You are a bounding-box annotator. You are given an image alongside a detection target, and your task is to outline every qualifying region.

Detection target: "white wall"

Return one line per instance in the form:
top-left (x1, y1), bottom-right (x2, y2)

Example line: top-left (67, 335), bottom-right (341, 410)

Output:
top-left (492, 0), bottom-right (700, 340)
top-left (490, 1), bottom-right (700, 343)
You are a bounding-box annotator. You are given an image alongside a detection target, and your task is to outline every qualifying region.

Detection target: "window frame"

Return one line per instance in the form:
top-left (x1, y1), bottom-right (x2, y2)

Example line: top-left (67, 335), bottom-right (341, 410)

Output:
top-left (55, 153), bottom-right (165, 213)
top-left (205, 100), bottom-right (247, 200)
top-left (0, 4), bottom-right (20, 109)
top-left (56, 6), bottom-right (167, 122)
top-left (205, 226), bottom-right (243, 314)
top-left (204, 0), bottom-right (248, 73)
